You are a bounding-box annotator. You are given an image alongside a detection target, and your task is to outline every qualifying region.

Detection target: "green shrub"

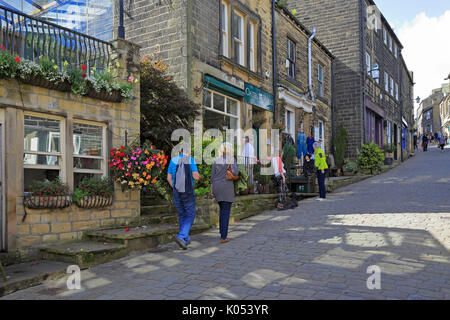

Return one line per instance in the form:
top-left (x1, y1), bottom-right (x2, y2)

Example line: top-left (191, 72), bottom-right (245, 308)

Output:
top-left (73, 177), bottom-right (114, 204)
top-left (28, 178), bottom-right (71, 198)
top-left (357, 143), bottom-right (385, 174)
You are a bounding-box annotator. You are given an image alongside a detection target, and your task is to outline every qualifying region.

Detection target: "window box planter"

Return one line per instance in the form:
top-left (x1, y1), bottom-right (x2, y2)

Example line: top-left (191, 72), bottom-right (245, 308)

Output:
top-left (75, 195), bottom-right (113, 209)
top-left (20, 75), bottom-right (71, 92)
top-left (86, 83), bottom-right (123, 102)
top-left (23, 194), bottom-right (72, 209)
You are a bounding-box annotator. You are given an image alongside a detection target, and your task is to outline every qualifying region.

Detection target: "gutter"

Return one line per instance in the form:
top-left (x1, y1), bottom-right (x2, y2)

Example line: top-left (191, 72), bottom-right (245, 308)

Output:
top-left (360, 0), bottom-right (366, 145)
top-left (272, 0), bottom-right (277, 123)
top-left (308, 27), bottom-right (316, 101)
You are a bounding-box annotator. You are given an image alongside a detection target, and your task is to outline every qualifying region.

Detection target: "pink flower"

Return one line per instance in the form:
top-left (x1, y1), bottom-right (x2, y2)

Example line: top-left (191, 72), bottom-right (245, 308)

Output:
top-left (128, 76), bottom-right (134, 83)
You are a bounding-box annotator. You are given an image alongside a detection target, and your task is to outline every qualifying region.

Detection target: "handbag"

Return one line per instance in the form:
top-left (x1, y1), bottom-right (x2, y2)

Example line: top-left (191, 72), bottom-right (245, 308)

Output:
top-left (226, 164), bottom-right (239, 181)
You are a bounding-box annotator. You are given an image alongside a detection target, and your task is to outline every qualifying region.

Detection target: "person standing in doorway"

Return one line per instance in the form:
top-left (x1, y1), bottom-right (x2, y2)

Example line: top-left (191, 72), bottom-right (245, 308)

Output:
top-left (211, 142), bottom-right (239, 244)
top-left (167, 149), bottom-right (200, 250)
top-left (313, 142), bottom-right (328, 201)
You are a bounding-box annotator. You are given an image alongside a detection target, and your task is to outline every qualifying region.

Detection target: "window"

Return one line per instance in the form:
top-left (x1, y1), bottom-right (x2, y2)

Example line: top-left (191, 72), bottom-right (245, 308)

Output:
top-left (287, 38), bottom-right (296, 79)
top-left (285, 108), bottom-right (295, 138)
top-left (389, 36), bottom-right (393, 52)
top-left (73, 121), bottom-right (106, 188)
top-left (387, 121), bottom-right (392, 144)
top-left (232, 10), bottom-right (245, 66)
top-left (390, 76), bottom-right (394, 96)
top-left (394, 44), bottom-right (398, 58)
top-left (24, 114), bottom-right (64, 191)
top-left (221, 1), bottom-right (229, 57)
top-left (374, 62), bottom-right (379, 84)
top-left (383, 28), bottom-right (387, 45)
top-left (318, 64), bottom-right (324, 98)
top-left (384, 72), bottom-right (389, 92)
top-left (365, 52), bottom-right (371, 74)
top-left (203, 89), bottom-right (240, 131)
top-left (249, 21), bottom-right (256, 72)
top-left (395, 82), bottom-right (399, 100)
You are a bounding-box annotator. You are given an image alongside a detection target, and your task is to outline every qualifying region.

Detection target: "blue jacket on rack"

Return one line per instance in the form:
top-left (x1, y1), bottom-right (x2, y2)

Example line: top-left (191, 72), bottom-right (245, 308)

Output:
top-left (297, 132), bottom-right (307, 159)
top-left (306, 136), bottom-right (315, 155)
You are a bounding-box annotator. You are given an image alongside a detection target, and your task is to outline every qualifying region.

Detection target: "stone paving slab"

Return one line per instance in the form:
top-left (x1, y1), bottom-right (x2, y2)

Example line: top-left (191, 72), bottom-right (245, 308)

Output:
top-left (1, 146), bottom-right (450, 300)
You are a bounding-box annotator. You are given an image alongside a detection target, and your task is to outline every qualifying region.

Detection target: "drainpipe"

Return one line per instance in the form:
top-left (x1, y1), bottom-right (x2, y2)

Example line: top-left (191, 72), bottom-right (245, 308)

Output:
top-left (308, 27), bottom-right (316, 102)
top-left (360, 0), bottom-right (367, 146)
top-left (272, 0), bottom-right (277, 123)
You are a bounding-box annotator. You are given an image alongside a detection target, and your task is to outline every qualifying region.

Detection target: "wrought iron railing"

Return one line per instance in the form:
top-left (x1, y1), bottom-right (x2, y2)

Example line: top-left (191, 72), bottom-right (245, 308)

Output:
top-left (0, 5), bottom-right (112, 73)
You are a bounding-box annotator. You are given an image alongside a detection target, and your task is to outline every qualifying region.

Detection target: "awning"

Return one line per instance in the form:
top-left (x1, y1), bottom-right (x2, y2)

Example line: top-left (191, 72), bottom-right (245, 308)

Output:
top-left (204, 75), bottom-right (245, 99)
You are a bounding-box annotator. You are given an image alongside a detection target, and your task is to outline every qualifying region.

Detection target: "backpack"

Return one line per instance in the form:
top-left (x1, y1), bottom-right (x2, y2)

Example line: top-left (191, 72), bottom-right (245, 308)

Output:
top-left (174, 156), bottom-right (194, 195)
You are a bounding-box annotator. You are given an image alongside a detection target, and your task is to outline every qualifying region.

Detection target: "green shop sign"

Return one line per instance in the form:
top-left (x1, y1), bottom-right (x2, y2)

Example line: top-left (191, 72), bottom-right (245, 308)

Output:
top-left (245, 83), bottom-right (273, 112)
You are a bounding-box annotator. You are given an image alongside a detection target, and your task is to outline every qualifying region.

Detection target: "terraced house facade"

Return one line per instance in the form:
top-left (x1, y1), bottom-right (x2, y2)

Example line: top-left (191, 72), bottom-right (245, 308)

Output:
top-left (288, 0), bottom-right (415, 161)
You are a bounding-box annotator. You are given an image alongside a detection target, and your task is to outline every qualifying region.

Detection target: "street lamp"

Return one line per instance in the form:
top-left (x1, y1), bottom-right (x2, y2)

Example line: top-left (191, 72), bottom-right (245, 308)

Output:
top-left (415, 96), bottom-right (421, 104)
top-left (118, 0), bottom-right (125, 39)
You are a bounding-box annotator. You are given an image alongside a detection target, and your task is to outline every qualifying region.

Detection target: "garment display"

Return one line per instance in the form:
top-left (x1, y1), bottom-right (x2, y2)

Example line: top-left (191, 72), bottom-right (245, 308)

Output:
top-left (306, 134), bottom-right (315, 155)
top-left (297, 132), bottom-right (307, 160)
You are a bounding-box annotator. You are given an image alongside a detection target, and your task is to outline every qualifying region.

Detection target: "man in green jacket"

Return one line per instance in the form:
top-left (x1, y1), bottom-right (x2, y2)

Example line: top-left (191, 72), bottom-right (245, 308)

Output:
top-left (313, 142), bottom-right (328, 201)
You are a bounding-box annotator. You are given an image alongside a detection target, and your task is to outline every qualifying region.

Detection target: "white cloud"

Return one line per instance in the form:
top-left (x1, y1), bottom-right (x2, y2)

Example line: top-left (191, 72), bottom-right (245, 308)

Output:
top-left (398, 10), bottom-right (450, 113)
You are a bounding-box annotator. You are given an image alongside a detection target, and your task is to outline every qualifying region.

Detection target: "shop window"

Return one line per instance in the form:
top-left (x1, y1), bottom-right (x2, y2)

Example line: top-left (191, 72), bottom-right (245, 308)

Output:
top-left (73, 121), bottom-right (106, 188)
top-left (23, 114), bottom-right (63, 191)
top-left (203, 89), bottom-right (240, 132)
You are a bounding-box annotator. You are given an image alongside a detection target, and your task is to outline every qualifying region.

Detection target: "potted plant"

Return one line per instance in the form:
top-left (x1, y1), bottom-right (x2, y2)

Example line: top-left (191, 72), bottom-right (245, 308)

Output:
top-left (383, 143), bottom-right (395, 165)
top-left (342, 160), bottom-right (358, 176)
top-left (24, 178), bottom-right (72, 209)
top-left (251, 112), bottom-right (267, 128)
top-left (73, 177), bottom-right (114, 209)
top-left (248, 183), bottom-right (255, 194)
top-left (357, 143), bottom-right (385, 175)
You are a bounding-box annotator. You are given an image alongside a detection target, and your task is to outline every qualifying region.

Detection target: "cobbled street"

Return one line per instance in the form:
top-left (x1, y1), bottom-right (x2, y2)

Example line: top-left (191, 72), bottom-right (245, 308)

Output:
top-left (2, 145), bottom-right (450, 300)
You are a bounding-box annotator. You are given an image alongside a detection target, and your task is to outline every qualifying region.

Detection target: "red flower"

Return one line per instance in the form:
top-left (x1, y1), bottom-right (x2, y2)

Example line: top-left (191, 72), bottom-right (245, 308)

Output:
top-left (14, 57), bottom-right (20, 63)
top-left (81, 64), bottom-right (86, 70)
top-left (0, 45), bottom-right (5, 51)
top-left (82, 73), bottom-right (86, 79)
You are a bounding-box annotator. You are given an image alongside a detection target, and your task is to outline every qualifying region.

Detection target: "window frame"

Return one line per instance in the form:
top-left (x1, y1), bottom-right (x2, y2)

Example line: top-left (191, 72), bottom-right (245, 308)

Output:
top-left (390, 76), bottom-right (394, 96)
top-left (389, 36), bottom-right (393, 52)
top-left (287, 37), bottom-right (296, 79)
top-left (23, 112), bottom-right (66, 182)
top-left (395, 82), bottom-right (399, 101)
top-left (233, 10), bottom-right (245, 66)
top-left (383, 27), bottom-right (387, 45)
top-left (72, 119), bottom-right (108, 180)
top-left (318, 63), bottom-right (324, 98)
top-left (365, 51), bottom-right (371, 74)
top-left (203, 89), bottom-right (240, 128)
top-left (221, 1), bottom-right (229, 58)
top-left (384, 71), bottom-right (389, 92)
top-left (249, 20), bottom-right (256, 72)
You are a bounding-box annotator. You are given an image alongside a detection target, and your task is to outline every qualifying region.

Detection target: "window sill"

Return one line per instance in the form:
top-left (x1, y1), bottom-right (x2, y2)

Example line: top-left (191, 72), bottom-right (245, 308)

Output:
top-left (218, 55), bottom-right (263, 81)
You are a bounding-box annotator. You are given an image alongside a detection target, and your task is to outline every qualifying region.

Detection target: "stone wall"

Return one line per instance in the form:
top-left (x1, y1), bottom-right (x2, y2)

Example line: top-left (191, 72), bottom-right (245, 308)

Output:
top-left (0, 39), bottom-right (141, 252)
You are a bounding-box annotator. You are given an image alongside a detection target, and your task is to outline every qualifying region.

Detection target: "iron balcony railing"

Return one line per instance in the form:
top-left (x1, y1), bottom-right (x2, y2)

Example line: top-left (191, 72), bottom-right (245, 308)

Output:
top-left (0, 5), bottom-right (112, 73)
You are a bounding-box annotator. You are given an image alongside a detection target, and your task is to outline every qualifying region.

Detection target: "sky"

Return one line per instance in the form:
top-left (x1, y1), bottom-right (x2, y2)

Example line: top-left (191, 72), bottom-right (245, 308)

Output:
top-left (374, 0), bottom-right (450, 115)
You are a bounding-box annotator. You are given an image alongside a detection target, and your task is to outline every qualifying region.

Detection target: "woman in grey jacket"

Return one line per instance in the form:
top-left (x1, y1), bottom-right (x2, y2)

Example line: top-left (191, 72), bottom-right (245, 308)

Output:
top-left (210, 142), bottom-right (239, 243)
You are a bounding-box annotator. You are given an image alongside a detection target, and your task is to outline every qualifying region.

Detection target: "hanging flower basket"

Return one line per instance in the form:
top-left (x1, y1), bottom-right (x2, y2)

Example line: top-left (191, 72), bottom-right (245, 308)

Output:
top-left (20, 74), bottom-right (71, 92)
top-left (24, 194), bottom-right (72, 209)
top-left (75, 195), bottom-right (113, 209)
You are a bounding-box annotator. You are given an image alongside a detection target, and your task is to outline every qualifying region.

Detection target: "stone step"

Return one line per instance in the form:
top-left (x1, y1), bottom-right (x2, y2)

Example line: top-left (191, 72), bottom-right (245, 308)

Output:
top-left (0, 260), bottom-right (67, 297)
top-left (84, 224), bottom-right (210, 252)
top-left (141, 204), bottom-right (176, 216)
top-left (39, 241), bottom-right (128, 269)
top-left (140, 213), bottom-right (178, 225)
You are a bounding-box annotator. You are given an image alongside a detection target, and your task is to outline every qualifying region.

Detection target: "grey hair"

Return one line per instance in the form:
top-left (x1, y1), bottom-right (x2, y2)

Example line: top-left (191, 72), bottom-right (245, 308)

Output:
top-left (313, 142), bottom-right (320, 149)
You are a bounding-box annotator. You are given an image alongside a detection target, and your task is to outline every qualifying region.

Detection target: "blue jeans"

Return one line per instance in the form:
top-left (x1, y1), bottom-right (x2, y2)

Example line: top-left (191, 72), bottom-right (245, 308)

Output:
top-left (173, 189), bottom-right (196, 243)
top-left (219, 201), bottom-right (232, 240)
top-left (317, 170), bottom-right (327, 199)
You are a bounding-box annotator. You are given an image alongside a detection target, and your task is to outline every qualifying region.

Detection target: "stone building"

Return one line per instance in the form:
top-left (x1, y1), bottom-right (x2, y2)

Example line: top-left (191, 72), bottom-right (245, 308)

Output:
top-left (0, 7), bottom-right (142, 256)
top-left (274, 5), bottom-right (333, 155)
top-left (420, 88), bottom-right (444, 136)
top-left (123, 0), bottom-right (278, 160)
top-left (401, 57), bottom-right (415, 158)
top-left (288, 0), bottom-right (413, 161)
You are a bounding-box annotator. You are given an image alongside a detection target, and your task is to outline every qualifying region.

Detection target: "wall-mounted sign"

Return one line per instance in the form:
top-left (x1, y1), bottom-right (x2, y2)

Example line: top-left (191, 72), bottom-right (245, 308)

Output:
top-left (245, 83), bottom-right (274, 112)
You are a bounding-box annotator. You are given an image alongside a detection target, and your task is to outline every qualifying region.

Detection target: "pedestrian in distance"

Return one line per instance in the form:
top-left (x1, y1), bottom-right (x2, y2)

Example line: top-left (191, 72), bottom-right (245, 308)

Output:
top-left (439, 135), bottom-right (446, 153)
top-left (422, 134), bottom-right (428, 152)
top-left (413, 132), bottom-right (418, 150)
top-left (167, 149), bottom-right (200, 250)
top-left (313, 142), bottom-right (328, 201)
top-left (210, 142), bottom-right (239, 244)
top-left (271, 149), bottom-right (289, 209)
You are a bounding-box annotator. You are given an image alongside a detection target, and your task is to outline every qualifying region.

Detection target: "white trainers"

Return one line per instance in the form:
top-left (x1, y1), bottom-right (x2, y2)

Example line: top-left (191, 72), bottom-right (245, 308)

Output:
top-left (316, 197), bottom-right (325, 201)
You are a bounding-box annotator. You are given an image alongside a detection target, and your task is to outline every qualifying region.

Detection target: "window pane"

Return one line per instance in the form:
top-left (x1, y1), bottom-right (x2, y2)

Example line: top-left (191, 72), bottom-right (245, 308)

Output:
top-left (221, 3), bottom-right (226, 31)
top-left (24, 168), bottom-right (60, 192)
top-left (204, 109), bottom-right (237, 131)
top-left (24, 115), bottom-right (60, 153)
top-left (74, 173), bottom-right (103, 189)
top-left (24, 154), bottom-right (59, 166)
top-left (205, 90), bottom-right (212, 107)
top-left (74, 158), bottom-right (102, 170)
top-left (73, 122), bottom-right (103, 156)
top-left (227, 99), bottom-right (238, 116)
top-left (213, 93), bottom-right (225, 112)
